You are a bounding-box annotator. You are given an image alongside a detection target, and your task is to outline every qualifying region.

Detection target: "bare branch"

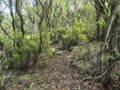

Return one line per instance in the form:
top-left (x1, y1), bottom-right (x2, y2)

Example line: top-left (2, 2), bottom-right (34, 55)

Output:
top-left (8, 0), bottom-right (15, 32)
top-left (15, 0), bottom-right (25, 36)
top-left (105, 3), bottom-right (120, 46)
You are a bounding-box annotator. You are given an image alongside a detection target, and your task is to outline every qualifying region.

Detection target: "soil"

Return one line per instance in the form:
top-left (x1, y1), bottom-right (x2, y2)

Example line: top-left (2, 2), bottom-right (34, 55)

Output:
top-left (1, 44), bottom-right (120, 90)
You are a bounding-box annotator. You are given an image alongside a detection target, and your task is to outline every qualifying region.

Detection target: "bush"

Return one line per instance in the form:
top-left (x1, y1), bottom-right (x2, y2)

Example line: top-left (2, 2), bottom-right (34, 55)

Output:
top-left (58, 20), bottom-right (87, 50)
top-left (2, 32), bottom-right (39, 70)
top-left (1, 27), bottom-right (53, 70)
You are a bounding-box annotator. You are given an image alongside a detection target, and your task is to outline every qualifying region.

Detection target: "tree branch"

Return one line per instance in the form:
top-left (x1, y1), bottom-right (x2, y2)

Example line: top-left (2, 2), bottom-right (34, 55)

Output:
top-left (8, 0), bottom-right (15, 33)
top-left (105, 4), bottom-right (120, 46)
top-left (15, 0), bottom-right (25, 36)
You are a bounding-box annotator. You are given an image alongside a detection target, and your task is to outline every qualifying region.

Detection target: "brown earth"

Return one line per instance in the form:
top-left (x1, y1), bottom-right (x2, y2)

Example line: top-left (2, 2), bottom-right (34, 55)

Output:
top-left (1, 44), bottom-right (120, 90)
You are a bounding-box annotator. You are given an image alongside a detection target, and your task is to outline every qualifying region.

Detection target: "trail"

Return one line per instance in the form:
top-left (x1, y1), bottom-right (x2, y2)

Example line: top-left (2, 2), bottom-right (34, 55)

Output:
top-left (5, 45), bottom-right (107, 90)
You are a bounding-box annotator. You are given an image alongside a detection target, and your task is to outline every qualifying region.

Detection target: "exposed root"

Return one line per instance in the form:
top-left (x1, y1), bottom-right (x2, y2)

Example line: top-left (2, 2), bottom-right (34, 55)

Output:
top-left (82, 70), bottom-right (108, 81)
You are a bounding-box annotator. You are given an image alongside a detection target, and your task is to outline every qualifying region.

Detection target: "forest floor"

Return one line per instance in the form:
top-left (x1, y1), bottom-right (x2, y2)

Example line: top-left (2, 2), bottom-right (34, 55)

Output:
top-left (1, 43), bottom-right (120, 90)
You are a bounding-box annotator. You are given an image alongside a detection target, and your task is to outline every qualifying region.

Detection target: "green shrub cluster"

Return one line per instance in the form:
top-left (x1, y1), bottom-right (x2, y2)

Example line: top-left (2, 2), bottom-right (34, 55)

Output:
top-left (2, 32), bottom-right (39, 69)
top-left (0, 22), bottom-right (53, 70)
top-left (58, 20), bottom-right (87, 50)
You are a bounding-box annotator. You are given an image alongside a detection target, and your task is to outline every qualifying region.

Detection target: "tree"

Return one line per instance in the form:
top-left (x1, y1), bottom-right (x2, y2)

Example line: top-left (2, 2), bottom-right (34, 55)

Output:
top-left (94, 0), bottom-right (120, 42)
top-left (90, 0), bottom-right (120, 84)
top-left (0, 0), bottom-right (60, 69)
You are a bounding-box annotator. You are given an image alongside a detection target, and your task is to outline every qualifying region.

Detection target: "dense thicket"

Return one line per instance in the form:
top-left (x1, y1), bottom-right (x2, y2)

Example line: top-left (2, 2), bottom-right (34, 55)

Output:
top-left (0, 0), bottom-right (120, 86)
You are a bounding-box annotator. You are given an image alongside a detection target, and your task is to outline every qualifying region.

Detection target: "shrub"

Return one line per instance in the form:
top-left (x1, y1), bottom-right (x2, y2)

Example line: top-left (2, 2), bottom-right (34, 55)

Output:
top-left (2, 32), bottom-right (39, 70)
top-left (58, 20), bottom-right (87, 50)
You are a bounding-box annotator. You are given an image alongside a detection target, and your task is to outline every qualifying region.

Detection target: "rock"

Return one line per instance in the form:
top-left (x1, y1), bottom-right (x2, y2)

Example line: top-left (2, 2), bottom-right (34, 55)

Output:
top-left (83, 82), bottom-right (89, 87)
top-left (56, 51), bottom-right (63, 55)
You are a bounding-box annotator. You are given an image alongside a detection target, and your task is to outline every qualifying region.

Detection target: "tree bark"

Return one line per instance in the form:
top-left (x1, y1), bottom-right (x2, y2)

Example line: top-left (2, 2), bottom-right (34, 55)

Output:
top-left (9, 0), bottom-right (15, 33)
top-left (15, 0), bottom-right (25, 36)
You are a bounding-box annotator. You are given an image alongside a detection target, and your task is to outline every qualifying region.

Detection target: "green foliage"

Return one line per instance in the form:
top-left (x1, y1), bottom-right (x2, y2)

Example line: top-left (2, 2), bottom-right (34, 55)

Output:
top-left (97, 17), bottom-right (106, 26)
top-left (79, 3), bottom-right (96, 37)
top-left (20, 74), bottom-right (31, 80)
top-left (0, 34), bottom-right (13, 48)
top-left (41, 31), bottom-right (51, 52)
top-left (39, 23), bottom-right (52, 52)
top-left (2, 27), bottom-right (52, 69)
top-left (14, 35), bottom-right (38, 68)
top-left (0, 72), bottom-right (13, 88)
top-left (2, 32), bottom-right (39, 69)
top-left (0, 0), bottom-right (97, 70)
top-left (117, 70), bottom-right (120, 77)
top-left (58, 20), bottom-right (87, 50)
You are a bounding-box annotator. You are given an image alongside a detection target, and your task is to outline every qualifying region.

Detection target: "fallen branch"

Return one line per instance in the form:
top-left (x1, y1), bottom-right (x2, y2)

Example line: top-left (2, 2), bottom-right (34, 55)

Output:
top-left (82, 70), bottom-right (108, 81)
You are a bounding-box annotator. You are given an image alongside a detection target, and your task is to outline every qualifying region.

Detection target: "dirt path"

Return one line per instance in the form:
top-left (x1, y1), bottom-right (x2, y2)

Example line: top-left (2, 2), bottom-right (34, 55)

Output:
top-left (1, 44), bottom-right (119, 90)
top-left (0, 45), bottom-right (117, 89)
top-left (29, 50), bottom-right (102, 90)
top-left (5, 46), bottom-right (104, 90)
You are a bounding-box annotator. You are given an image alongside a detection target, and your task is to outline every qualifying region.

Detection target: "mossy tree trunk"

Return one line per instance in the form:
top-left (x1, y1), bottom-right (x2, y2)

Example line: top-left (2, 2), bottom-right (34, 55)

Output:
top-left (94, 0), bottom-right (120, 42)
